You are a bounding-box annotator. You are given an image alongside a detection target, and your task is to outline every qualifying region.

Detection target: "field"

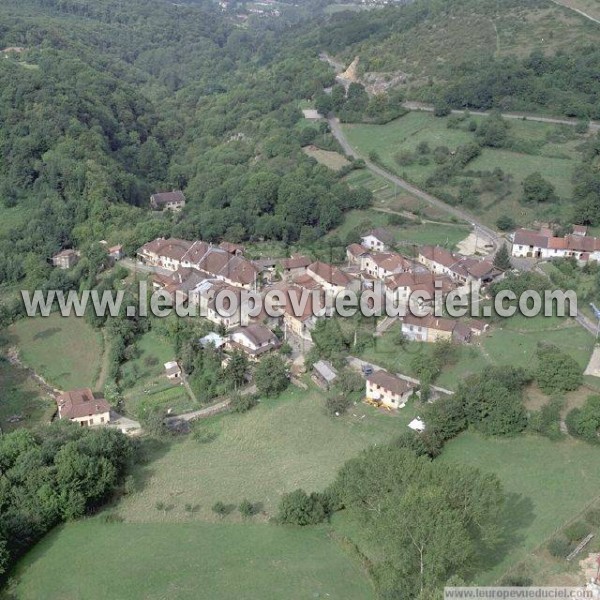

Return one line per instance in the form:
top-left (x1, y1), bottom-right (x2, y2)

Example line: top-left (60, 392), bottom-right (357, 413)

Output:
top-left (115, 384), bottom-right (414, 522)
top-left (440, 433), bottom-right (600, 583)
top-left (0, 358), bottom-right (54, 432)
top-left (342, 111), bottom-right (585, 229)
top-left (360, 315), bottom-right (594, 391)
top-left (303, 146), bottom-right (351, 171)
top-left (10, 520), bottom-right (375, 600)
top-left (8, 314), bottom-right (103, 390)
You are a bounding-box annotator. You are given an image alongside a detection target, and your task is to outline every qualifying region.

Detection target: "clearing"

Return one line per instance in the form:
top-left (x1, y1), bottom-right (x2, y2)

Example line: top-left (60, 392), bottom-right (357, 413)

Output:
top-left (11, 520), bottom-right (375, 600)
top-left (8, 313), bottom-right (103, 390)
top-left (303, 146), bottom-right (351, 171)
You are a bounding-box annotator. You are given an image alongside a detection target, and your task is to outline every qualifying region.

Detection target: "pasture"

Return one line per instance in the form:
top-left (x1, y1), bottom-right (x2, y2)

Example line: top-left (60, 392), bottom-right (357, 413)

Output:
top-left (11, 520), bottom-right (375, 600)
top-left (8, 313), bottom-right (103, 390)
top-left (342, 111), bottom-right (585, 229)
top-left (115, 385), bottom-right (413, 522)
top-left (440, 432), bottom-right (600, 583)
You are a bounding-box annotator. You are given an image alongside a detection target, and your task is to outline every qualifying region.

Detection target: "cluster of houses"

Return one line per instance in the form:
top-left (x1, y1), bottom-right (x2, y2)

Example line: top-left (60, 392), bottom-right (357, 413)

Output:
top-left (138, 229), bottom-right (498, 347)
top-left (511, 225), bottom-right (600, 263)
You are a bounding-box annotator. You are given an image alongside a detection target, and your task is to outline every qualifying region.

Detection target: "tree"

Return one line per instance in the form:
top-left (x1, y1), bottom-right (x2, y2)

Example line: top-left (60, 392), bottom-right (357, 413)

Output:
top-left (536, 344), bottom-right (582, 394)
top-left (566, 395), bottom-right (600, 444)
top-left (493, 243), bottom-right (512, 271)
top-left (522, 172), bottom-right (557, 203)
top-left (224, 350), bottom-right (248, 389)
top-left (496, 215), bottom-right (515, 231)
top-left (255, 354), bottom-right (289, 397)
top-left (212, 501), bottom-right (230, 517)
top-left (277, 489), bottom-right (328, 525)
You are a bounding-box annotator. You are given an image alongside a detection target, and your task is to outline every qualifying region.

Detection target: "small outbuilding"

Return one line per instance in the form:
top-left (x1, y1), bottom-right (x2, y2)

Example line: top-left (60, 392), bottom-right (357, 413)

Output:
top-left (312, 360), bottom-right (338, 390)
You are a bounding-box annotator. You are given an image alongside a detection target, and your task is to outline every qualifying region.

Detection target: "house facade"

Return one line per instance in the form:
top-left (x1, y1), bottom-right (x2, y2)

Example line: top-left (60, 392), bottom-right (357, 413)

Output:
top-left (402, 314), bottom-right (471, 343)
top-left (366, 370), bottom-right (414, 409)
top-left (511, 227), bottom-right (600, 262)
top-left (52, 249), bottom-right (80, 269)
top-left (150, 190), bottom-right (186, 211)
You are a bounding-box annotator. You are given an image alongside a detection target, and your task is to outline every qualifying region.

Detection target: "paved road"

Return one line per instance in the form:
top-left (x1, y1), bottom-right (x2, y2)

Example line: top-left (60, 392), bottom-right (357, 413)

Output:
top-left (402, 102), bottom-right (600, 132)
top-left (328, 117), bottom-right (501, 254)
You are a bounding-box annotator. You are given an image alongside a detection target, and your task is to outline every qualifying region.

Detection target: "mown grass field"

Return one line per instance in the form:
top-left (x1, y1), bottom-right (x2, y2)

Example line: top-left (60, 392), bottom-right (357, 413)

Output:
top-left (342, 111), bottom-right (585, 229)
top-left (439, 433), bottom-right (600, 583)
top-left (11, 521), bottom-right (375, 600)
top-left (8, 314), bottom-right (103, 390)
top-left (115, 384), bottom-right (414, 522)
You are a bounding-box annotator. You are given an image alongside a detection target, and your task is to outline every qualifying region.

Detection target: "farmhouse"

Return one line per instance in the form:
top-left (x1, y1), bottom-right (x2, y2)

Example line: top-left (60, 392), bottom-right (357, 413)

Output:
top-left (56, 388), bottom-right (111, 427)
top-left (361, 251), bottom-right (413, 280)
top-left (511, 227), bottom-right (600, 262)
top-left (312, 360), bottom-right (338, 389)
top-left (402, 314), bottom-right (471, 343)
top-left (228, 324), bottom-right (279, 359)
top-left (52, 249), bottom-right (80, 270)
top-left (366, 370), bottom-right (414, 409)
top-left (361, 228), bottom-right (394, 252)
top-left (138, 238), bottom-right (259, 289)
top-left (417, 245), bottom-right (497, 289)
top-left (150, 190), bottom-right (186, 211)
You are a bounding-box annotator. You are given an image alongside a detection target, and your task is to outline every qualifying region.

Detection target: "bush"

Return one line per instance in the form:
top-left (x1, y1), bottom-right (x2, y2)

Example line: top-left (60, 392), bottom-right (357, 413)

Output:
top-left (239, 499), bottom-right (255, 518)
top-left (325, 394), bottom-right (352, 416)
top-left (212, 501), bottom-right (231, 517)
top-left (564, 521), bottom-right (590, 542)
top-left (277, 489), bottom-right (328, 525)
top-left (496, 215), bottom-right (516, 231)
top-left (230, 393), bottom-right (259, 413)
top-left (566, 395), bottom-right (600, 444)
top-left (547, 537), bottom-right (571, 558)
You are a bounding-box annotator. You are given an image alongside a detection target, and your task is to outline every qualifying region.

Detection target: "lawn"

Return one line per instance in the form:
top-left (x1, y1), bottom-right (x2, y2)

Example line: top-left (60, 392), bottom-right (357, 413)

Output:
top-left (115, 384), bottom-right (414, 522)
top-left (342, 112), bottom-right (584, 229)
top-left (8, 314), bottom-right (103, 390)
top-left (482, 316), bottom-right (594, 371)
top-left (303, 146), bottom-right (350, 171)
top-left (11, 520), bottom-right (375, 600)
top-left (439, 432), bottom-right (600, 583)
top-left (0, 358), bottom-right (55, 432)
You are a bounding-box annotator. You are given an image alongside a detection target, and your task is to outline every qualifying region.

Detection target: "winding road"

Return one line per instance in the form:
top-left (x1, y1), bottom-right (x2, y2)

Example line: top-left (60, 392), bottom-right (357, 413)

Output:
top-left (327, 117), bottom-right (501, 253)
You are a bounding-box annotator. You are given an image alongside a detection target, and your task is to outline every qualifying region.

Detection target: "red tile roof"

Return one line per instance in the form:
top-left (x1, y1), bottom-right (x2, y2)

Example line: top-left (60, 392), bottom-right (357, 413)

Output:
top-left (57, 388), bottom-right (110, 420)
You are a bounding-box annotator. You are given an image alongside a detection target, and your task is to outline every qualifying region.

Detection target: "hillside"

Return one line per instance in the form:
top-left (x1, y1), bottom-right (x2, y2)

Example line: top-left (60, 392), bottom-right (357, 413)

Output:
top-left (318, 0), bottom-right (600, 116)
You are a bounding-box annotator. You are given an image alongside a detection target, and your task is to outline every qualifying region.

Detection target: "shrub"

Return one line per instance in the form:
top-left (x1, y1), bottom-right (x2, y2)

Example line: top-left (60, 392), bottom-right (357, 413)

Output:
top-left (496, 215), bottom-right (516, 231)
top-left (547, 537), bottom-right (571, 558)
top-left (277, 489), bottom-right (328, 525)
top-left (239, 499), bottom-right (255, 518)
top-left (500, 574), bottom-right (532, 587)
top-left (212, 501), bottom-right (230, 517)
top-left (231, 393), bottom-right (259, 414)
top-left (564, 521), bottom-right (590, 542)
top-left (325, 394), bottom-right (352, 417)
top-left (566, 395), bottom-right (600, 444)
